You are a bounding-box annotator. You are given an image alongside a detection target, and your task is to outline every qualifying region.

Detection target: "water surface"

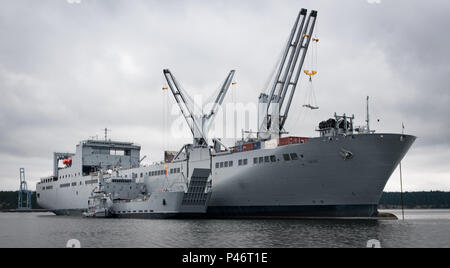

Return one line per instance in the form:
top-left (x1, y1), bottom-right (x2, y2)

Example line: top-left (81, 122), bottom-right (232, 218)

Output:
top-left (0, 209), bottom-right (448, 248)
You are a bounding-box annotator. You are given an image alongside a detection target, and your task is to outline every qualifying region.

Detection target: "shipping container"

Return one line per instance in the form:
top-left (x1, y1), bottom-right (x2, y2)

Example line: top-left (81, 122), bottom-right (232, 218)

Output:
top-left (278, 136), bottom-right (309, 146)
top-left (242, 143), bottom-right (253, 151)
top-left (278, 137), bottom-right (290, 146)
top-left (253, 141), bottom-right (261, 150)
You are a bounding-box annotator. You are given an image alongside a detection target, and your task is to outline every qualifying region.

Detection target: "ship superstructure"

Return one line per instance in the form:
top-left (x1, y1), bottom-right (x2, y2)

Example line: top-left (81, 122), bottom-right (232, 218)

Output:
top-left (36, 9), bottom-right (416, 218)
top-left (36, 139), bottom-right (141, 214)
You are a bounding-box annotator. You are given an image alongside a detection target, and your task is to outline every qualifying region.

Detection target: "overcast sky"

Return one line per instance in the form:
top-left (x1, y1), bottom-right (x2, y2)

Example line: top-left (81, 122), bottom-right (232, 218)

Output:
top-left (0, 0), bottom-right (449, 191)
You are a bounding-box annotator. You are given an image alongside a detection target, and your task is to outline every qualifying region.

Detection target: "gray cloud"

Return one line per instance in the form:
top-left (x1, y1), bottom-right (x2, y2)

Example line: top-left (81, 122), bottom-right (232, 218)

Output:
top-left (0, 0), bottom-right (449, 191)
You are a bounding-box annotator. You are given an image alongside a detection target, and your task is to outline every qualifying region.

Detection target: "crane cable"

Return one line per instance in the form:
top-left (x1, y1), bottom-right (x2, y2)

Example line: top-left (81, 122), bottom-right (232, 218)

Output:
top-left (162, 85), bottom-right (169, 151)
top-left (302, 33), bottom-right (319, 110)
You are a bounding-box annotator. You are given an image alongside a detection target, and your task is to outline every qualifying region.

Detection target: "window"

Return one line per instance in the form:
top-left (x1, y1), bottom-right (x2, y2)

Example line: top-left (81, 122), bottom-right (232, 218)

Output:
top-left (85, 179), bottom-right (98, 185)
top-left (60, 183), bottom-right (70, 188)
top-left (110, 149), bottom-right (125, 156)
top-left (259, 157), bottom-right (264, 164)
top-left (225, 161), bottom-right (229, 167)
top-left (290, 153), bottom-right (299, 160)
top-left (253, 157), bottom-right (258, 164)
top-left (283, 154), bottom-right (291, 161)
top-left (176, 168), bottom-right (180, 173)
top-left (243, 159), bottom-right (248, 165)
top-left (264, 156), bottom-right (270, 163)
top-left (229, 161), bottom-right (233, 167)
top-left (216, 163), bottom-right (219, 169)
top-left (270, 155), bottom-right (276, 162)
top-left (238, 159), bottom-right (243, 166)
top-left (220, 162), bottom-right (224, 168)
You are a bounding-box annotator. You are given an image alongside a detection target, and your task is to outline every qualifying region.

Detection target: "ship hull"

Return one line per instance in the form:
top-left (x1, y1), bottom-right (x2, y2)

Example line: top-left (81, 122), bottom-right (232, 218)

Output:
top-left (206, 133), bottom-right (415, 218)
top-left (52, 209), bottom-right (85, 216)
top-left (38, 134), bottom-right (415, 218)
top-left (50, 205), bottom-right (377, 218)
top-left (206, 204), bottom-right (378, 218)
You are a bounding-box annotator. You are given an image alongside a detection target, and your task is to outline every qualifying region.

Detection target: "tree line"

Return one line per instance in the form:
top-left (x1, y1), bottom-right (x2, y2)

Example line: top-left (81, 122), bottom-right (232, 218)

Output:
top-left (1, 191), bottom-right (449, 210)
top-left (0, 191), bottom-right (41, 210)
top-left (379, 191), bottom-right (450, 209)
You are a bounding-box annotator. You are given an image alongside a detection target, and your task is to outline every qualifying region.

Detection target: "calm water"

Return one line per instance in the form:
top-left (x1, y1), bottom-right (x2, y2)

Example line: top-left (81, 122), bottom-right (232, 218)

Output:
top-left (0, 209), bottom-right (449, 248)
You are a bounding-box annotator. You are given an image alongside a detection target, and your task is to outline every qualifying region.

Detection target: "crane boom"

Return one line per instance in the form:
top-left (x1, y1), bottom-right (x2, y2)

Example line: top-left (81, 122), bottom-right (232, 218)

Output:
top-left (204, 70), bottom-right (235, 129)
top-left (280, 10), bottom-right (318, 129)
top-left (163, 69), bottom-right (235, 147)
top-left (163, 69), bottom-right (207, 146)
top-left (267, 9), bottom-right (307, 107)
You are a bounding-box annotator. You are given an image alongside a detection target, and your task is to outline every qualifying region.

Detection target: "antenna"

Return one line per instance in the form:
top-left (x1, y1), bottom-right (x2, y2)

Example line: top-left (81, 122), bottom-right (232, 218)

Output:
top-left (399, 122), bottom-right (405, 221)
top-left (102, 128), bottom-right (111, 141)
top-left (366, 96), bottom-right (370, 133)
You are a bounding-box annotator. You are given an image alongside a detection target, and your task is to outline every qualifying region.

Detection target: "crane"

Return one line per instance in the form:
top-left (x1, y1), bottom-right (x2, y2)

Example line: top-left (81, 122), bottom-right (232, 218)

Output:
top-left (17, 168), bottom-right (32, 210)
top-left (163, 69), bottom-right (235, 147)
top-left (258, 9), bottom-right (318, 139)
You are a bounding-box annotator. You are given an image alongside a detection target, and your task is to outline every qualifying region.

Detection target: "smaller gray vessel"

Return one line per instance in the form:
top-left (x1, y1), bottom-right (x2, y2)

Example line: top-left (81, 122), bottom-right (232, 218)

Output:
top-left (83, 188), bottom-right (112, 218)
top-left (85, 168), bottom-right (211, 219)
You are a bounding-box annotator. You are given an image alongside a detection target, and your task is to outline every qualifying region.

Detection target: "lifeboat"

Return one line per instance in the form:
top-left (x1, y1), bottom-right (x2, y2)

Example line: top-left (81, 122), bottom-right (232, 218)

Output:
top-left (62, 158), bottom-right (72, 165)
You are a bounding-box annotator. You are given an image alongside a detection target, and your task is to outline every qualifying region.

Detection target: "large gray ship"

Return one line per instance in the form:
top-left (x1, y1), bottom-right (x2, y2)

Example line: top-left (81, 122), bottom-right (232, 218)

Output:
top-left (36, 9), bottom-right (415, 218)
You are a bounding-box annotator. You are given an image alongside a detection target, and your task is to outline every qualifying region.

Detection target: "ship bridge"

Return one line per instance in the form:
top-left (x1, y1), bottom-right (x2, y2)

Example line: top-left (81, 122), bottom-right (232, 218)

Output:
top-left (50, 139), bottom-right (141, 179)
top-left (78, 140), bottom-right (141, 175)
